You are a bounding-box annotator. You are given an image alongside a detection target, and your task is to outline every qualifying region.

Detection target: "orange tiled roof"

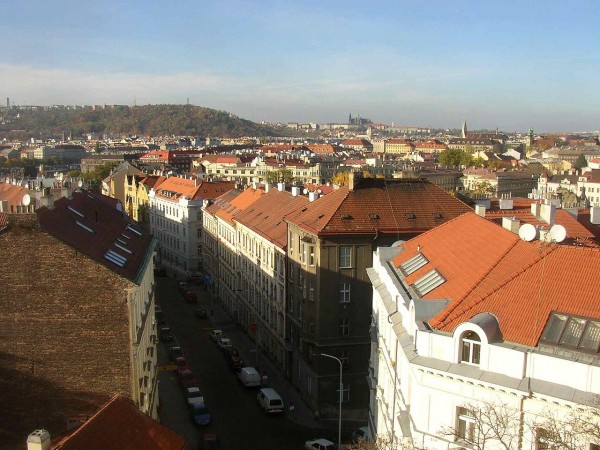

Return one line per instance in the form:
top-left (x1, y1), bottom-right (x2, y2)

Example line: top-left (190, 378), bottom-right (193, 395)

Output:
top-left (341, 139), bottom-right (372, 146)
top-left (0, 182), bottom-right (28, 208)
top-left (53, 395), bottom-right (186, 450)
top-left (234, 189), bottom-right (309, 248)
top-left (207, 186), bottom-right (265, 225)
top-left (285, 178), bottom-right (471, 235)
top-left (482, 199), bottom-right (595, 244)
top-left (392, 212), bottom-right (600, 347)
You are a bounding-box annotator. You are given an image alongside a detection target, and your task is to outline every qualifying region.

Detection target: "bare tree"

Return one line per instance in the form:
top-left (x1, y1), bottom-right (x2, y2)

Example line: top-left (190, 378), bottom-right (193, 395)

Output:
top-left (343, 433), bottom-right (425, 450)
top-left (441, 401), bottom-right (521, 450)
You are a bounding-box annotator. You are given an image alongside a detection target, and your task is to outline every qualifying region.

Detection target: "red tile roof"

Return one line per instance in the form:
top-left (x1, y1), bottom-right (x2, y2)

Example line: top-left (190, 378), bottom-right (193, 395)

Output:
top-left (285, 178), bottom-right (471, 236)
top-left (0, 181), bottom-right (28, 208)
top-left (205, 186), bottom-right (265, 225)
top-left (37, 191), bottom-right (154, 283)
top-left (392, 212), bottom-right (600, 347)
top-left (53, 395), bottom-right (186, 450)
top-left (234, 190), bottom-right (309, 248)
top-left (154, 177), bottom-right (235, 202)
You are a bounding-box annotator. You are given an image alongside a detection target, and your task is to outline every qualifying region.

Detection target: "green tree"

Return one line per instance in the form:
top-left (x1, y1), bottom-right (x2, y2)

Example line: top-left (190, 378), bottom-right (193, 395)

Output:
top-left (264, 169), bottom-right (294, 184)
top-left (574, 153), bottom-right (588, 170)
top-left (439, 148), bottom-right (469, 167)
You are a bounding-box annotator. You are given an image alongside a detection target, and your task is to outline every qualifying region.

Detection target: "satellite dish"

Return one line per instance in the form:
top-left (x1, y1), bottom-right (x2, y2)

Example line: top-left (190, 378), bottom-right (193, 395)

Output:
top-left (391, 240), bottom-right (405, 248)
top-left (22, 194), bottom-right (31, 206)
top-left (303, 188), bottom-right (308, 195)
top-left (518, 223), bottom-right (536, 242)
top-left (549, 224), bottom-right (567, 243)
top-left (78, 180), bottom-right (83, 188)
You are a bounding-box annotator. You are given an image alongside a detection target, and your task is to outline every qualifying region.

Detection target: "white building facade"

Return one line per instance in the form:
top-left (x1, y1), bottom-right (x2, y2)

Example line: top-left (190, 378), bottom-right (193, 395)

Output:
top-left (367, 214), bottom-right (600, 450)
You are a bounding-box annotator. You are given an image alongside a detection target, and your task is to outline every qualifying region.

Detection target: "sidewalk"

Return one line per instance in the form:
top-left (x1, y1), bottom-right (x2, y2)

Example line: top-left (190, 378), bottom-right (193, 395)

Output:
top-left (205, 294), bottom-right (325, 431)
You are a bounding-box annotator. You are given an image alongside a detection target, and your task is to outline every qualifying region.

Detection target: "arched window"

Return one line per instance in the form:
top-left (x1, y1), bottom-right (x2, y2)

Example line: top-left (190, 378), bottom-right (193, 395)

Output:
top-left (460, 331), bottom-right (481, 365)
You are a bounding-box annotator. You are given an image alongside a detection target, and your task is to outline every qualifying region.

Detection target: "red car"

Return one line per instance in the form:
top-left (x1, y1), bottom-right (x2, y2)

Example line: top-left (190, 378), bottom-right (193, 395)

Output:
top-left (202, 433), bottom-right (221, 450)
top-left (175, 356), bottom-right (190, 374)
top-left (184, 290), bottom-right (197, 303)
top-left (179, 369), bottom-right (198, 389)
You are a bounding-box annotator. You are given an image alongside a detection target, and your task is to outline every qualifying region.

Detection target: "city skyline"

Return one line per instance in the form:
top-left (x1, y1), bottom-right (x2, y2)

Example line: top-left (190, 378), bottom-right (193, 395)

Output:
top-left (2, 0), bottom-right (600, 133)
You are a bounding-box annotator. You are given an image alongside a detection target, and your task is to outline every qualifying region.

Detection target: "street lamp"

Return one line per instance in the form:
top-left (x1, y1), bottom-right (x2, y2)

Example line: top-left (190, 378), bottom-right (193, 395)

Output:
top-left (321, 353), bottom-right (342, 450)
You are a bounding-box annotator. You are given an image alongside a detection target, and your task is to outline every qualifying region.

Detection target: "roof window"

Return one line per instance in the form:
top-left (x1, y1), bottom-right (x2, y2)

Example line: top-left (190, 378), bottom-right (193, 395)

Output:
top-left (75, 220), bottom-right (94, 234)
top-left (341, 214), bottom-right (352, 220)
top-left (541, 313), bottom-right (600, 353)
top-left (369, 214), bottom-right (380, 220)
top-left (406, 213), bottom-right (416, 220)
top-left (400, 253), bottom-right (428, 275)
top-left (412, 269), bottom-right (445, 296)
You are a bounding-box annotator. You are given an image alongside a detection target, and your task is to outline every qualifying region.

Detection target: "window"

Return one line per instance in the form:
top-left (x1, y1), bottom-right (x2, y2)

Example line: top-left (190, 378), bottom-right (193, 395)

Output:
top-left (309, 246), bottom-right (315, 265)
top-left (460, 331), bottom-right (481, 365)
top-left (400, 252), bottom-right (428, 275)
top-left (339, 318), bottom-right (349, 336)
top-left (340, 349), bottom-right (349, 369)
top-left (456, 407), bottom-right (475, 444)
top-left (309, 282), bottom-right (315, 301)
top-left (340, 282), bottom-right (351, 303)
top-left (339, 247), bottom-right (351, 268)
top-left (336, 383), bottom-right (350, 402)
top-left (536, 428), bottom-right (558, 450)
top-left (590, 444), bottom-right (600, 450)
top-left (301, 243), bottom-right (306, 264)
top-left (542, 313), bottom-right (600, 353)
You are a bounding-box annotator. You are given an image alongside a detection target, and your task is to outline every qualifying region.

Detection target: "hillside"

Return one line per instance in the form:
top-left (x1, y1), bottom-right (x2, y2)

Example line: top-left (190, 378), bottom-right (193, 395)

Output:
top-left (0, 104), bottom-right (281, 139)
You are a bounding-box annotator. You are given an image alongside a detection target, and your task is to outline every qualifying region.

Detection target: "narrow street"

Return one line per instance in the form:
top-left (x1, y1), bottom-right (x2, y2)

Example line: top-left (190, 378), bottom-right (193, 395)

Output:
top-left (155, 276), bottom-right (332, 449)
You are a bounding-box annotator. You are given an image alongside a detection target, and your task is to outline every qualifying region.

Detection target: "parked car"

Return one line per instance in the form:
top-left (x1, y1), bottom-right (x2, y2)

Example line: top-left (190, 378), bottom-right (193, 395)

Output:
top-left (189, 402), bottom-right (212, 426)
top-left (175, 356), bottom-right (191, 374)
top-left (159, 327), bottom-right (174, 342)
top-left (256, 387), bottom-right (284, 414)
top-left (185, 387), bottom-right (204, 405)
top-left (228, 354), bottom-right (244, 371)
top-left (169, 346), bottom-right (184, 361)
top-left (183, 290), bottom-right (198, 303)
top-left (202, 432), bottom-right (221, 450)
top-left (305, 438), bottom-right (336, 450)
top-left (195, 307), bottom-right (208, 319)
top-left (209, 329), bottom-right (223, 342)
top-left (352, 426), bottom-right (369, 442)
top-left (217, 337), bottom-right (232, 352)
top-left (179, 369), bottom-right (198, 389)
top-left (154, 266), bottom-right (166, 277)
top-left (178, 281), bottom-right (189, 293)
top-left (155, 310), bottom-right (166, 325)
top-left (238, 367), bottom-right (261, 387)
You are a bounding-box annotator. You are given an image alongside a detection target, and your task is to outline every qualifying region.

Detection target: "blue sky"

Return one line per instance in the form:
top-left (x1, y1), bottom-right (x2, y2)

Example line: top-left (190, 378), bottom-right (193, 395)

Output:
top-left (2, 0), bottom-right (599, 132)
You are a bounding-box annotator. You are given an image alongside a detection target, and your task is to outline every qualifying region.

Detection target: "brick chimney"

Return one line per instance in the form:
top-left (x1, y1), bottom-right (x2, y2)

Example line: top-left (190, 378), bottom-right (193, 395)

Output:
top-left (27, 430), bottom-right (51, 450)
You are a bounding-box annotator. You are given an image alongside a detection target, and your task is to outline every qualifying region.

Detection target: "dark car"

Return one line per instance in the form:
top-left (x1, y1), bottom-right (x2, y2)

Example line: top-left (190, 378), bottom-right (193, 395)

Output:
top-left (228, 354), bottom-right (245, 372)
top-left (190, 402), bottom-right (211, 426)
top-left (175, 356), bottom-right (191, 374)
top-left (160, 327), bottom-right (174, 342)
top-left (154, 266), bottom-right (166, 277)
top-left (155, 310), bottom-right (166, 325)
top-left (180, 369), bottom-right (199, 389)
top-left (202, 432), bottom-right (221, 450)
top-left (169, 346), bottom-right (184, 361)
top-left (184, 290), bottom-right (198, 303)
top-left (195, 308), bottom-right (208, 319)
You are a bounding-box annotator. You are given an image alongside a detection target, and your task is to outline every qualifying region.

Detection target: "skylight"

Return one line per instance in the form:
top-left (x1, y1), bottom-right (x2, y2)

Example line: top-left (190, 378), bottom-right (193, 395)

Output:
top-left (68, 206), bottom-right (85, 218)
top-left (412, 269), bottom-right (446, 296)
top-left (104, 249), bottom-right (127, 267)
top-left (369, 214), bottom-right (380, 220)
top-left (400, 253), bottom-right (428, 275)
top-left (541, 313), bottom-right (600, 353)
top-left (406, 213), bottom-right (416, 220)
top-left (126, 224), bottom-right (142, 237)
top-left (75, 220), bottom-right (94, 234)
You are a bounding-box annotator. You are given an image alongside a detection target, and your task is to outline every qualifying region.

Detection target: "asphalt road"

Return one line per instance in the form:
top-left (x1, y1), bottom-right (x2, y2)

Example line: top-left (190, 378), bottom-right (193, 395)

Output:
top-left (156, 277), bottom-right (326, 450)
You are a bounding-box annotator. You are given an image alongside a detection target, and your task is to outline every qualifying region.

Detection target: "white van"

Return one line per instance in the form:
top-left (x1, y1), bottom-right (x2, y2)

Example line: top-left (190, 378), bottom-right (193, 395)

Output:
top-left (237, 367), bottom-right (261, 387)
top-left (256, 387), bottom-right (283, 414)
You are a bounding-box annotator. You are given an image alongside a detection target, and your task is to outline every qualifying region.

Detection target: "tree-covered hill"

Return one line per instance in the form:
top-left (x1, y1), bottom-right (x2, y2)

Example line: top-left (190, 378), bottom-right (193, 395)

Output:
top-left (0, 104), bottom-right (281, 139)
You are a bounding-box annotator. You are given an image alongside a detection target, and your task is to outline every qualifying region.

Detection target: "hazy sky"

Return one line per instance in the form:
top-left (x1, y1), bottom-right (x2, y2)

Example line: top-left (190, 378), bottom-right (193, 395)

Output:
top-left (2, 0), bottom-right (599, 132)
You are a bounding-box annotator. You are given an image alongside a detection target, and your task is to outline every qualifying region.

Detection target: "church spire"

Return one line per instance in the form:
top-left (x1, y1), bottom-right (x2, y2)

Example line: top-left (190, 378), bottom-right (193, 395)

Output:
top-left (461, 120), bottom-right (468, 138)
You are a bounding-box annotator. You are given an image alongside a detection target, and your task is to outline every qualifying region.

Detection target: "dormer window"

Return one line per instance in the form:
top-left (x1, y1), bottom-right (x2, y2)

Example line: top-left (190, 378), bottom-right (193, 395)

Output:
top-left (460, 331), bottom-right (481, 365)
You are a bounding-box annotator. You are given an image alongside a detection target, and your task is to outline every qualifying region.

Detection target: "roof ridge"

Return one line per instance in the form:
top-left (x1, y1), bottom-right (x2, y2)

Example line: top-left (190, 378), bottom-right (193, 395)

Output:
top-left (321, 188), bottom-right (351, 231)
top-left (434, 242), bottom-right (558, 330)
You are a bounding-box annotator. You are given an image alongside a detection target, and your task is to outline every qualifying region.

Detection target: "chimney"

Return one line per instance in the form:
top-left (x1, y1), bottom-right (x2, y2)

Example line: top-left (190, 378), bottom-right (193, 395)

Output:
top-left (590, 206), bottom-right (600, 225)
top-left (309, 191), bottom-right (317, 202)
top-left (502, 216), bottom-right (520, 233)
top-left (474, 204), bottom-right (486, 217)
top-left (0, 200), bottom-right (8, 212)
top-left (277, 182), bottom-right (285, 192)
top-left (348, 170), bottom-right (361, 191)
top-left (264, 183), bottom-right (270, 193)
top-left (540, 203), bottom-right (556, 225)
top-left (291, 186), bottom-right (300, 196)
top-left (27, 430), bottom-right (51, 450)
top-left (531, 202), bottom-right (541, 217)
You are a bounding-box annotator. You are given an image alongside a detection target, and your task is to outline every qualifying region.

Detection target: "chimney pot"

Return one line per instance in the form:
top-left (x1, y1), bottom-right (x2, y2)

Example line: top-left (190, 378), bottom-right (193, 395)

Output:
top-left (27, 429), bottom-right (51, 450)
